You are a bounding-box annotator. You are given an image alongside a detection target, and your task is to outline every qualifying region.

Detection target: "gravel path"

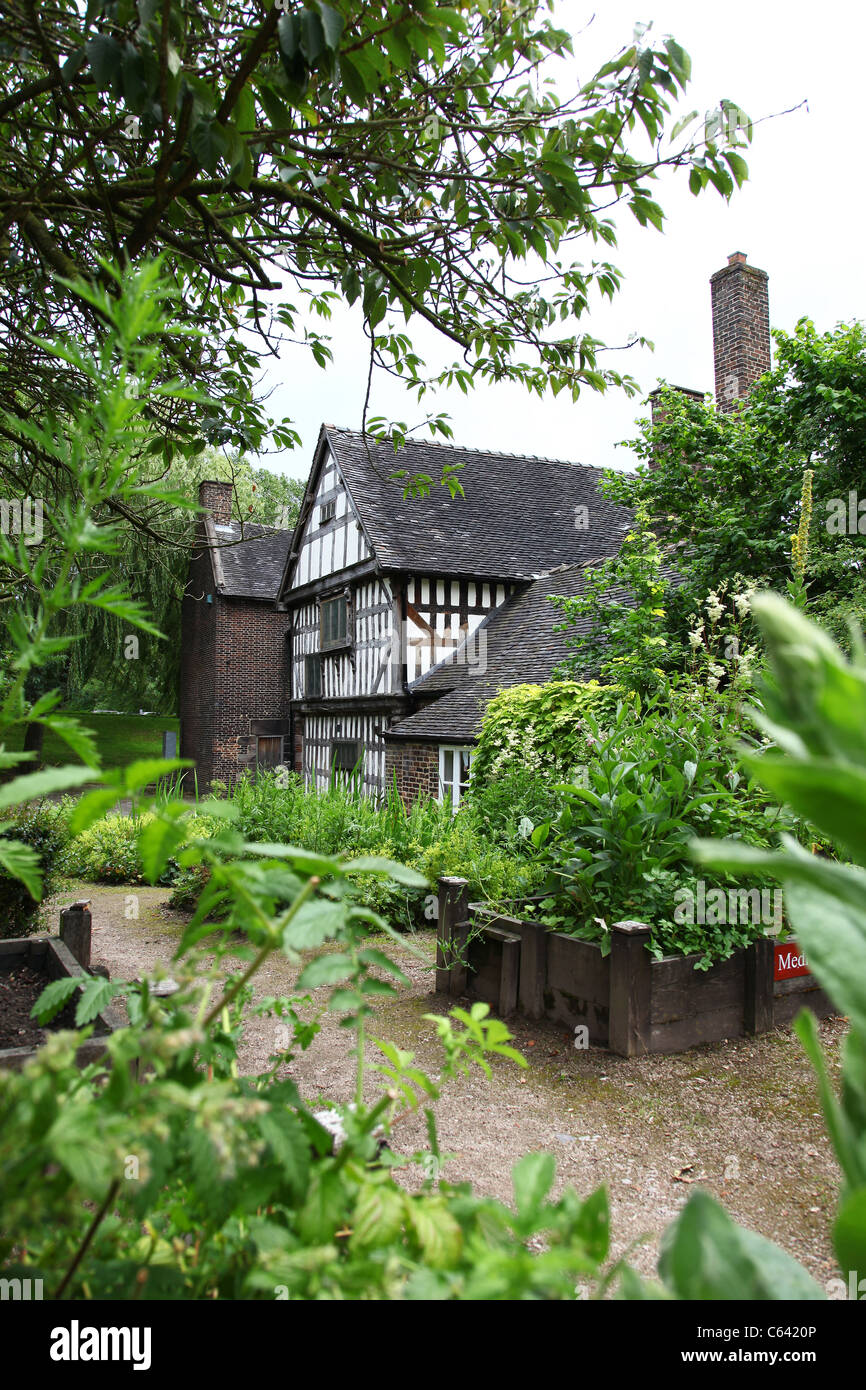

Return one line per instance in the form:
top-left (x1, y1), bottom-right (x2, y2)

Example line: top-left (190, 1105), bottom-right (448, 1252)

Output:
top-left (46, 883), bottom-right (846, 1291)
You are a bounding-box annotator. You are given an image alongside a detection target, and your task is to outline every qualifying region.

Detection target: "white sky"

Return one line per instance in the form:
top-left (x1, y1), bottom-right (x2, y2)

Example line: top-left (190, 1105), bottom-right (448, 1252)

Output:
top-left (254, 0), bottom-right (866, 480)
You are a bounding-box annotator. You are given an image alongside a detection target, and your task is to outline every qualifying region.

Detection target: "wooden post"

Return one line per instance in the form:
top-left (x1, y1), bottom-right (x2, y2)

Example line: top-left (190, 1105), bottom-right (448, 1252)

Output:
top-left (609, 920), bottom-right (652, 1057)
top-left (435, 876), bottom-right (470, 995)
top-left (59, 900), bottom-right (92, 971)
top-left (744, 936), bottom-right (774, 1035)
top-left (519, 921), bottom-right (547, 1019)
top-left (499, 935), bottom-right (520, 1018)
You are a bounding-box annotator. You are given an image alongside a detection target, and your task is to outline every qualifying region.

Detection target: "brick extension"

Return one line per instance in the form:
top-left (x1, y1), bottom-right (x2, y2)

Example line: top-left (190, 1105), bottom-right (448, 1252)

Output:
top-left (179, 482), bottom-right (292, 789)
top-left (384, 741), bottom-right (439, 805)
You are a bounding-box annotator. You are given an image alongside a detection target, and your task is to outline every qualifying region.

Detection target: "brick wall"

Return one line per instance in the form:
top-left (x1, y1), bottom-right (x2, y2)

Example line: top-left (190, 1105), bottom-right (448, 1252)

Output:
top-left (710, 252), bottom-right (771, 411)
top-left (384, 740), bottom-right (440, 805)
top-left (198, 479), bottom-right (233, 524)
top-left (179, 545), bottom-right (292, 788)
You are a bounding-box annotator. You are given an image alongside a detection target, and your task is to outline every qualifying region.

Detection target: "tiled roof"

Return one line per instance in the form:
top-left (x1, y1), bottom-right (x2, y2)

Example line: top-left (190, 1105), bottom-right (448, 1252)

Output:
top-left (211, 522), bottom-right (292, 600)
top-left (323, 426), bottom-right (632, 580)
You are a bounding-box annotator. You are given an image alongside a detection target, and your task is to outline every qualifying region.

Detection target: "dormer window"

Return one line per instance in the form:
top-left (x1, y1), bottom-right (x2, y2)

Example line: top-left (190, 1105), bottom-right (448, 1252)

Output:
top-left (319, 499), bottom-right (336, 526)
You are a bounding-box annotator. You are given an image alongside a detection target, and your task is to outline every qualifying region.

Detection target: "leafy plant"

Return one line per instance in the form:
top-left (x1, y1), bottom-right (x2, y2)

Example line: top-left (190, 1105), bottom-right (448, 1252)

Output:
top-left (470, 679), bottom-right (628, 787)
top-left (693, 593), bottom-right (866, 1282)
top-left (526, 691), bottom-right (809, 966)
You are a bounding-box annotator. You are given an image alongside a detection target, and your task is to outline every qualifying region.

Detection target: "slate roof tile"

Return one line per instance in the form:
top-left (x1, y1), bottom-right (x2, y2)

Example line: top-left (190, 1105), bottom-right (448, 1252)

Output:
top-left (323, 426), bottom-right (632, 579)
top-left (211, 522), bottom-right (292, 600)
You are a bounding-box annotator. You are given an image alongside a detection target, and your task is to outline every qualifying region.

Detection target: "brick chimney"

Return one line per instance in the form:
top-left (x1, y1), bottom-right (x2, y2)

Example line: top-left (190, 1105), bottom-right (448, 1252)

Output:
top-left (710, 252), bottom-right (771, 411)
top-left (198, 479), bottom-right (233, 525)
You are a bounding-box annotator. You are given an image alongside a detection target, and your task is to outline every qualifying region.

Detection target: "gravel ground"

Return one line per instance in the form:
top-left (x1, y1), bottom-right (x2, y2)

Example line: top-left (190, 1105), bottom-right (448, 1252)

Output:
top-left (45, 883), bottom-right (846, 1291)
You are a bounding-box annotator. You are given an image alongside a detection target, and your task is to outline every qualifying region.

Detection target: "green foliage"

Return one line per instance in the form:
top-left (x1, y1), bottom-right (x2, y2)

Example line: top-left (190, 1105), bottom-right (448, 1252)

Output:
top-left (599, 320), bottom-right (866, 661)
top-left (552, 501), bottom-right (680, 694)
top-left (526, 690), bottom-right (812, 967)
top-left (0, 799), bottom-right (71, 937)
top-left (693, 593), bottom-right (866, 1286)
top-left (171, 770), bottom-right (546, 927)
top-left (1, 258), bottom-right (856, 1305)
top-left (1, 2), bottom-right (749, 494)
top-left (471, 680), bottom-right (627, 786)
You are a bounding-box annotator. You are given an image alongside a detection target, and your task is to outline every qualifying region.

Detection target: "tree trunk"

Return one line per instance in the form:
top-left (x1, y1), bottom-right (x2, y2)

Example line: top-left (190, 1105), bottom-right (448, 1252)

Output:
top-left (22, 721), bottom-right (45, 765)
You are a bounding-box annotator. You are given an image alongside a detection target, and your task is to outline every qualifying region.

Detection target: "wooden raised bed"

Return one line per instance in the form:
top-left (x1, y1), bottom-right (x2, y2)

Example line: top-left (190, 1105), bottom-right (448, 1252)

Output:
top-left (434, 876), bottom-right (837, 1057)
top-left (0, 934), bottom-right (122, 1072)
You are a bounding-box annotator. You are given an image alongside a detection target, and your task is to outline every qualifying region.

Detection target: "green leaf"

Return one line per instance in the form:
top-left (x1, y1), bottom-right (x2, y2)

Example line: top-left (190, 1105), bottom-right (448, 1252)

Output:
top-left (794, 1011), bottom-right (863, 1190)
top-left (282, 897), bottom-right (345, 951)
top-left (741, 755), bottom-right (866, 866)
top-left (357, 947), bottom-right (409, 985)
top-left (257, 81), bottom-right (294, 132)
top-left (121, 41), bottom-right (149, 113)
top-left (351, 1181), bottom-right (406, 1249)
top-left (190, 116), bottom-right (228, 173)
top-left (30, 976), bottom-right (80, 1024)
top-left (658, 1189), bottom-right (825, 1300)
top-left (122, 759), bottom-right (192, 794)
top-left (68, 786), bottom-right (122, 834)
top-left (339, 55), bottom-right (368, 105)
top-left (297, 1167), bottom-right (345, 1243)
top-left (240, 843), bottom-right (338, 876)
top-left (833, 1187), bottom-right (866, 1277)
top-left (277, 12), bottom-right (299, 59)
top-left (138, 815), bottom-right (187, 883)
top-left (75, 976), bottom-right (118, 1025)
top-left (299, 9), bottom-right (325, 65)
top-left (40, 715), bottom-right (100, 766)
top-left (86, 34), bottom-right (122, 90)
top-left (258, 1109), bottom-right (310, 1200)
top-left (512, 1151), bottom-right (555, 1220)
top-left (0, 837), bottom-right (42, 899)
top-left (0, 765), bottom-right (99, 814)
top-left (405, 1197), bottom-right (462, 1268)
top-left (314, 1), bottom-right (344, 49)
top-left (297, 952), bottom-right (355, 990)
top-left (574, 1184), bottom-right (611, 1262)
top-left (342, 855), bottom-right (428, 887)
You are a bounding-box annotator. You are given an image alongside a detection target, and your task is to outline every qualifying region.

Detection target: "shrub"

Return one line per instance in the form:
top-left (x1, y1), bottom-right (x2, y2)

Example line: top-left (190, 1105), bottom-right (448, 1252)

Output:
top-left (62, 810), bottom-right (218, 885)
top-left (470, 680), bottom-right (628, 788)
top-left (525, 694), bottom-right (812, 967)
top-left (0, 799), bottom-right (72, 938)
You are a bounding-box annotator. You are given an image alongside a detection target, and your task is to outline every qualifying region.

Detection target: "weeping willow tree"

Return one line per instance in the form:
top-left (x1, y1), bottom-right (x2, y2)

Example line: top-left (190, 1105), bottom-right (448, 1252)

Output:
top-left (2, 444), bottom-right (304, 718)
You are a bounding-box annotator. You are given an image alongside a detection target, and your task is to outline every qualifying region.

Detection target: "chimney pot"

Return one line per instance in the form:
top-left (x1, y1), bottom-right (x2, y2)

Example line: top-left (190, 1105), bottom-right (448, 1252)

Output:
top-left (728, 251), bottom-right (748, 265)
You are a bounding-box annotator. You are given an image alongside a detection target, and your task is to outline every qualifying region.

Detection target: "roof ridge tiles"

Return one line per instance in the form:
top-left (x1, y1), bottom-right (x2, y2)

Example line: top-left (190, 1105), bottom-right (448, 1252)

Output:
top-left (324, 424), bottom-right (599, 472)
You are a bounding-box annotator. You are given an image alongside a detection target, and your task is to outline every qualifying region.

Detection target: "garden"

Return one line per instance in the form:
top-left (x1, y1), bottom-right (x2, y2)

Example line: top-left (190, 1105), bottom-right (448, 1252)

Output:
top-left (1, 1), bottom-right (865, 1323)
top-left (0, 275), bottom-right (861, 1301)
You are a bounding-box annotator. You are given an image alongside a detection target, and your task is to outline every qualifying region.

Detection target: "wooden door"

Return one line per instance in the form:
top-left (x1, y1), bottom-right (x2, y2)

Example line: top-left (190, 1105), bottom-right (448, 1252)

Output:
top-left (256, 736), bottom-right (283, 768)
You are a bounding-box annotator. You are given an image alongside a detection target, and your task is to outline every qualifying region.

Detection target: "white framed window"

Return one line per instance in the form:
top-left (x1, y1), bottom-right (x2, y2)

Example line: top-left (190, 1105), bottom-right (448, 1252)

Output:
top-left (438, 745), bottom-right (472, 811)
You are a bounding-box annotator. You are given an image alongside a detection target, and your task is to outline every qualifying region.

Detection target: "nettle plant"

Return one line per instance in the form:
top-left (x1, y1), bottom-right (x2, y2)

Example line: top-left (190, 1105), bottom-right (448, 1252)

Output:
top-left (0, 267), bottom-right (852, 1302)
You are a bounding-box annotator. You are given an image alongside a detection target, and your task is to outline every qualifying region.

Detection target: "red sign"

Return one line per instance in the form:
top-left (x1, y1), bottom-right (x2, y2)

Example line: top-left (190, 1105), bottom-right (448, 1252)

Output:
top-left (774, 941), bottom-right (810, 981)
